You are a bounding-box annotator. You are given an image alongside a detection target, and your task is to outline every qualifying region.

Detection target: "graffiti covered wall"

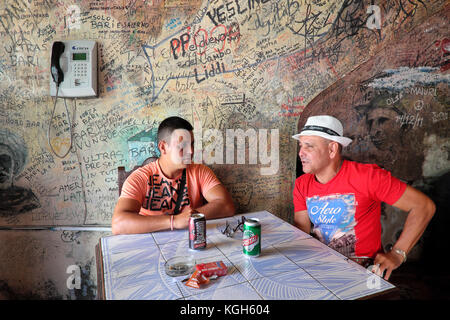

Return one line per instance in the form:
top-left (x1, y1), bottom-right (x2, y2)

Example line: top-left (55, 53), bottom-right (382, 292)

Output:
top-left (0, 0), bottom-right (448, 298)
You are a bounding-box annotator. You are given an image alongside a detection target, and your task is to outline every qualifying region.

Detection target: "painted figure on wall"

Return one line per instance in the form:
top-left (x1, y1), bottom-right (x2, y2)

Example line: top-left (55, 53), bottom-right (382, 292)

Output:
top-left (0, 129), bottom-right (40, 216)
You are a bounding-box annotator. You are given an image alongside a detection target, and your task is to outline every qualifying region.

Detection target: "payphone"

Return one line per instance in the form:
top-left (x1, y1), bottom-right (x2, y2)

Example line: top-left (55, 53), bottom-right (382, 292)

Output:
top-left (50, 40), bottom-right (98, 98)
top-left (48, 40), bottom-right (98, 158)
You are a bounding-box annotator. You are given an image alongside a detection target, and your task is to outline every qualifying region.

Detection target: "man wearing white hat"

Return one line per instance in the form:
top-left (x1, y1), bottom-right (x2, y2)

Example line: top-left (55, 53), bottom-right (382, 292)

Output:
top-left (292, 115), bottom-right (435, 280)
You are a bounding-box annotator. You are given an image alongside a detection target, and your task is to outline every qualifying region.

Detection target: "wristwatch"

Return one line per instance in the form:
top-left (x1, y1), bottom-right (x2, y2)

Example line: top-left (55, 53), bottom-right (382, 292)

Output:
top-left (392, 248), bottom-right (407, 263)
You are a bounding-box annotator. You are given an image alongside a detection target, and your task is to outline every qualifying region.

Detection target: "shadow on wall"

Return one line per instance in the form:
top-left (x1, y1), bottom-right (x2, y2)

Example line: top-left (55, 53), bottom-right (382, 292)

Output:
top-left (420, 172), bottom-right (450, 274)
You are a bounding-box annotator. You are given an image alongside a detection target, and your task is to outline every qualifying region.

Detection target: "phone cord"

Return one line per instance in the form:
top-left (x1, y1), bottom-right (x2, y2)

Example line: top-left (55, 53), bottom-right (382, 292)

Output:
top-left (47, 85), bottom-right (75, 158)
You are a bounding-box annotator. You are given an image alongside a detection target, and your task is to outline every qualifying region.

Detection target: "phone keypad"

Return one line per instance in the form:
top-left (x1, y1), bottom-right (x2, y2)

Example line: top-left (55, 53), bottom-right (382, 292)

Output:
top-left (72, 63), bottom-right (88, 78)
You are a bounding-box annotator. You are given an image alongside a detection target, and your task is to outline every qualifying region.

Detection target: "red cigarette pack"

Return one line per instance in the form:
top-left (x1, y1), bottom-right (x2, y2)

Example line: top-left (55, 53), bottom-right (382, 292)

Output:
top-left (195, 261), bottom-right (228, 277)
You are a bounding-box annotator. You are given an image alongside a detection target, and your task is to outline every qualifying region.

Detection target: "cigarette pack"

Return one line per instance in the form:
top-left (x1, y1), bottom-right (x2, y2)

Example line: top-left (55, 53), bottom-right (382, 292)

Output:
top-left (184, 270), bottom-right (210, 289)
top-left (195, 261), bottom-right (228, 277)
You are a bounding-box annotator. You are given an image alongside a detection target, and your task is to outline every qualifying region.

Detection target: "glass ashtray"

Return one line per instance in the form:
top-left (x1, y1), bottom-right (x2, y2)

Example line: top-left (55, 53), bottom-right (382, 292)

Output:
top-left (164, 256), bottom-right (196, 277)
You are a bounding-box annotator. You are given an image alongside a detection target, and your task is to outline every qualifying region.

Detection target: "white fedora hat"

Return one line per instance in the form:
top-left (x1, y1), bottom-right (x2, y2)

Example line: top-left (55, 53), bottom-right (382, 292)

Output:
top-left (292, 115), bottom-right (353, 147)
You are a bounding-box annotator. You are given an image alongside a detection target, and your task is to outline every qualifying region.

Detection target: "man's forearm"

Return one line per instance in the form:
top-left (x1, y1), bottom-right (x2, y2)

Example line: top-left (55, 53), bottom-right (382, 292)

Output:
top-left (112, 210), bottom-right (171, 234)
top-left (294, 220), bottom-right (311, 234)
top-left (390, 185), bottom-right (436, 255)
top-left (393, 204), bottom-right (435, 254)
top-left (195, 199), bottom-right (235, 220)
top-left (294, 211), bottom-right (311, 234)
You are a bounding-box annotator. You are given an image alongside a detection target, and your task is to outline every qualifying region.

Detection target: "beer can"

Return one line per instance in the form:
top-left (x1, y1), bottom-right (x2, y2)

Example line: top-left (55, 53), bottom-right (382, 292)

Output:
top-left (243, 218), bottom-right (261, 257)
top-left (189, 213), bottom-right (207, 250)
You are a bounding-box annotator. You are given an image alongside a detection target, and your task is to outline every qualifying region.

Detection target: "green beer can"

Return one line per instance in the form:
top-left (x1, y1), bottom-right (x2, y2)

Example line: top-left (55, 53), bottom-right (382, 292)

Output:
top-left (243, 218), bottom-right (261, 257)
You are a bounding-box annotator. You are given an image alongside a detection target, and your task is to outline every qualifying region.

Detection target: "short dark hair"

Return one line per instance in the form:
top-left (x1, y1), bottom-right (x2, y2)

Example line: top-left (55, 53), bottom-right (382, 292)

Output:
top-left (157, 116), bottom-right (193, 143)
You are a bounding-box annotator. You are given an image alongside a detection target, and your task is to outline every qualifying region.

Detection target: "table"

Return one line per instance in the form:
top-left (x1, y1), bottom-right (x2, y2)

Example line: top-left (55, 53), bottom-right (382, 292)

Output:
top-left (95, 211), bottom-right (395, 300)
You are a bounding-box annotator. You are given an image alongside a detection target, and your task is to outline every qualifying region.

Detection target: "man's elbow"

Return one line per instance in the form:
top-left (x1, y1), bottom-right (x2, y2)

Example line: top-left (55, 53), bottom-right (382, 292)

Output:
top-left (426, 198), bottom-right (436, 221)
top-left (218, 199), bottom-right (235, 217)
top-left (417, 197), bottom-right (436, 227)
top-left (111, 224), bottom-right (121, 235)
top-left (111, 222), bottom-right (121, 235)
top-left (111, 214), bottom-right (125, 235)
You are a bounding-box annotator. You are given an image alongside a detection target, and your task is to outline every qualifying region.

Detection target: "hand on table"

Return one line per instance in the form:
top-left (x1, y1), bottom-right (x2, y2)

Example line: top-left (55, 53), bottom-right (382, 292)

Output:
top-left (372, 251), bottom-right (404, 280)
top-left (172, 208), bottom-right (198, 230)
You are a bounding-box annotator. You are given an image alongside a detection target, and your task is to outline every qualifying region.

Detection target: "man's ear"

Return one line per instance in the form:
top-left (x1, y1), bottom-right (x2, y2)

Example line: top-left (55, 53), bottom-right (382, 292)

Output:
top-left (328, 141), bottom-right (340, 159)
top-left (158, 140), bottom-right (167, 155)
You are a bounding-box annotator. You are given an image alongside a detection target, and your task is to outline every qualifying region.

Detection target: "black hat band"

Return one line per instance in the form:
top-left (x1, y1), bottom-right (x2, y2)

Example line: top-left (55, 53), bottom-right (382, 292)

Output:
top-left (301, 125), bottom-right (340, 137)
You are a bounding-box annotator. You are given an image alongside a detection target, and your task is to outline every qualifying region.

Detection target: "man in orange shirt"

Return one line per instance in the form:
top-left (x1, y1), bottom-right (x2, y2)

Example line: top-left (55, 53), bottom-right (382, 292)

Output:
top-left (112, 116), bottom-right (235, 234)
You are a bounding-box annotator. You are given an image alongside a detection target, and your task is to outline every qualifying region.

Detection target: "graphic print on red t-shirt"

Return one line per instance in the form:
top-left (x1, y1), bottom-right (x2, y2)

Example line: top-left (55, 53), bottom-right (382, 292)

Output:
top-left (306, 193), bottom-right (357, 257)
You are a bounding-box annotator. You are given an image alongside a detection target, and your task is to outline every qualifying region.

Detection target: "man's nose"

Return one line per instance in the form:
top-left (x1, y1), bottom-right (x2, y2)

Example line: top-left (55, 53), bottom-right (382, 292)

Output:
top-left (184, 144), bottom-right (193, 155)
top-left (298, 147), bottom-right (304, 158)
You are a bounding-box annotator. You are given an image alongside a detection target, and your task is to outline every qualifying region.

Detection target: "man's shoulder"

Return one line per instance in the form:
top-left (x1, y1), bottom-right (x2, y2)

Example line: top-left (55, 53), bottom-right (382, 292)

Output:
top-left (187, 163), bottom-right (221, 191)
top-left (128, 161), bottom-right (157, 179)
top-left (187, 163), bottom-right (212, 172)
top-left (344, 160), bottom-right (396, 184)
top-left (344, 160), bottom-right (382, 172)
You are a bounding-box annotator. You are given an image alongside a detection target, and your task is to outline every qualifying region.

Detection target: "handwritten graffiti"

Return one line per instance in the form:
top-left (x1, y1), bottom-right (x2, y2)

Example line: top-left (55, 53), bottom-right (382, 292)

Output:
top-left (206, 0), bottom-right (259, 26)
top-left (395, 113), bottom-right (424, 128)
top-left (434, 38), bottom-right (450, 72)
top-left (170, 22), bottom-right (240, 58)
top-left (279, 96), bottom-right (305, 117)
top-left (61, 231), bottom-right (81, 244)
top-left (431, 112), bottom-right (448, 124)
top-left (194, 61), bottom-right (226, 83)
top-left (389, 0), bottom-right (427, 25)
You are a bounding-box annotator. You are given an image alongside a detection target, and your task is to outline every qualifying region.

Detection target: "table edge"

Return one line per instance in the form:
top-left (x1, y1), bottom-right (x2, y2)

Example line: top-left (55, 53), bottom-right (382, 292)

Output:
top-left (95, 240), bottom-right (106, 300)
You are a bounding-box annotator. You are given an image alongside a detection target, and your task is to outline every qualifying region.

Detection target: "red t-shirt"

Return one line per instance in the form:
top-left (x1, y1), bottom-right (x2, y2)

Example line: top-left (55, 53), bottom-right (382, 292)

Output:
top-left (293, 160), bottom-right (407, 259)
top-left (120, 160), bottom-right (221, 216)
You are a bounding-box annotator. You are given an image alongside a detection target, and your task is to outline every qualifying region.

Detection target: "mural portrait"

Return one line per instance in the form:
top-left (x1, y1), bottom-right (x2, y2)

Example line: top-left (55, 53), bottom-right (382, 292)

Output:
top-left (0, 129), bottom-right (40, 217)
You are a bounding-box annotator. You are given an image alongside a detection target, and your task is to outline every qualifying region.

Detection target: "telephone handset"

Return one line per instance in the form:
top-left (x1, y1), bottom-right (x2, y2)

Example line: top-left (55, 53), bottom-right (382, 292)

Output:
top-left (51, 41), bottom-right (65, 87)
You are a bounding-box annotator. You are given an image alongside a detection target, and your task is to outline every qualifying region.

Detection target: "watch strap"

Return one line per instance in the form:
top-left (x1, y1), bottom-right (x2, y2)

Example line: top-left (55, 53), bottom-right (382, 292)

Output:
top-left (393, 248), bottom-right (407, 263)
